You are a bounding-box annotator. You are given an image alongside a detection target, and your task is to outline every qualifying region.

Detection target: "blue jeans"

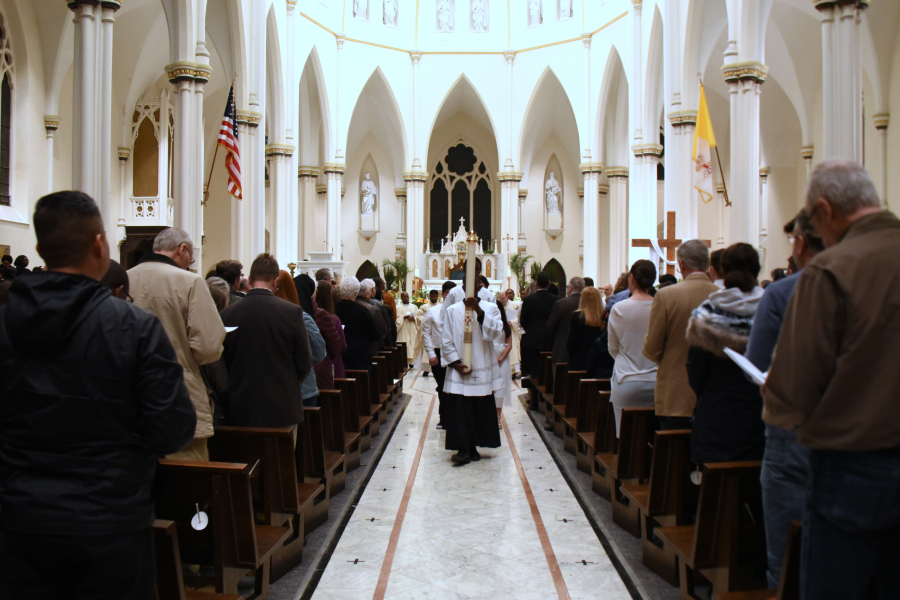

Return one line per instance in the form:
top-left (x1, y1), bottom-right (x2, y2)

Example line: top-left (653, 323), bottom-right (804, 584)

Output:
top-left (761, 435), bottom-right (810, 588)
top-left (802, 447), bottom-right (900, 600)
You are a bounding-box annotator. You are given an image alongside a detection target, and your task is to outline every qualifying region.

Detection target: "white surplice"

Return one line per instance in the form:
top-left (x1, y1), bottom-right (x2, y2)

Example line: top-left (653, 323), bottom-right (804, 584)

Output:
top-left (414, 301), bottom-right (438, 370)
top-left (395, 301), bottom-right (419, 362)
top-left (422, 302), bottom-right (443, 364)
top-left (441, 300), bottom-right (504, 397)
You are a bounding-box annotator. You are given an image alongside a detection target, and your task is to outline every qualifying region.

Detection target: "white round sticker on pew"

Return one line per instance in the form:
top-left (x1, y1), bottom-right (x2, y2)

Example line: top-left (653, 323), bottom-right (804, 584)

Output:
top-left (192, 503), bottom-right (209, 531)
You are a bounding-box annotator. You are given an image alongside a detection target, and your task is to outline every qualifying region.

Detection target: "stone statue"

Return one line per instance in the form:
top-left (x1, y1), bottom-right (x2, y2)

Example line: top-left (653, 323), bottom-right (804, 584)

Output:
top-left (529, 0), bottom-right (541, 26)
top-left (361, 173), bottom-right (377, 215)
top-left (545, 172), bottom-right (561, 214)
top-left (472, 0), bottom-right (486, 31)
top-left (354, 0), bottom-right (365, 18)
top-left (438, 0), bottom-right (452, 32)
top-left (560, 1), bottom-right (570, 18)
top-left (384, 0), bottom-right (397, 25)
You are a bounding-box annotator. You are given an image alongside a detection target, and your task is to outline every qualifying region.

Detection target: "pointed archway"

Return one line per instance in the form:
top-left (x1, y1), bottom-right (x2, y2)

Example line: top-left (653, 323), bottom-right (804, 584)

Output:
top-left (542, 259), bottom-right (567, 297)
top-left (355, 260), bottom-right (380, 281)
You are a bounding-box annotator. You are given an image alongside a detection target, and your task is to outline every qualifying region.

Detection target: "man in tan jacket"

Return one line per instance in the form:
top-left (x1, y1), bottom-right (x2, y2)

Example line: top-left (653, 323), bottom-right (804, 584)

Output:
top-left (642, 240), bottom-right (718, 430)
top-left (128, 227), bottom-right (225, 460)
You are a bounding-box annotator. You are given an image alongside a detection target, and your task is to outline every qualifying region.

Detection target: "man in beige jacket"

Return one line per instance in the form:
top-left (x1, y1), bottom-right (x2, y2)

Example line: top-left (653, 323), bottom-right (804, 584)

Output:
top-left (128, 227), bottom-right (225, 460)
top-left (642, 240), bottom-right (718, 430)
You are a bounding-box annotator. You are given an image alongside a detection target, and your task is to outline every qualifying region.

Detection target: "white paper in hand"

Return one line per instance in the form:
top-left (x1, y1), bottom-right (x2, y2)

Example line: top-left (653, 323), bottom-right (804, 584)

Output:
top-left (225, 326), bottom-right (238, 333)
top-left (724, 348), bottom-right (768, 386)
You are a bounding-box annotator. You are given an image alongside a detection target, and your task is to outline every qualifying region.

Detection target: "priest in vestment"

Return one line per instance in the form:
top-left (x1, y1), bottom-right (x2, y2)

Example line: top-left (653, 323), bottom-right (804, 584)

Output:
top-left (441, 278), bottom-right (504, 465)
top-left (414, 289), bottom-right (440, 373)
top-left (395, 292), bottom-right (419, 366)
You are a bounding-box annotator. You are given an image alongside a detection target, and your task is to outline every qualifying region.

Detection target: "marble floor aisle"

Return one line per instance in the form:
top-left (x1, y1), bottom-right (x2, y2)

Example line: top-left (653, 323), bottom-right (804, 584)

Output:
top-left (307, 371), bottom-right (634, 600)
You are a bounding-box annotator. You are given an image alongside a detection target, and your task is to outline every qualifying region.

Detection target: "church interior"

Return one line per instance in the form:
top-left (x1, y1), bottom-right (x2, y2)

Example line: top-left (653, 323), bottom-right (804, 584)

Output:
top-left (0, 0), bottom-right (898, 599)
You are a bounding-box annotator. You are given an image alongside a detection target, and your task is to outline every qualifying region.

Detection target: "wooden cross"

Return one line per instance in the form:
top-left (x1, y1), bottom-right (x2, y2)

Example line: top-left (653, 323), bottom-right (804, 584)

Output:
top-left (631, 211), bottom-right (710, 275)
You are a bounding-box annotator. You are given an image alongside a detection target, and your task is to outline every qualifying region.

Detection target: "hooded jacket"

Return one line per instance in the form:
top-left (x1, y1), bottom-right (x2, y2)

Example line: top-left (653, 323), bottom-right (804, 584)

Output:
top-left (0, 272), bottom-right (196, 535)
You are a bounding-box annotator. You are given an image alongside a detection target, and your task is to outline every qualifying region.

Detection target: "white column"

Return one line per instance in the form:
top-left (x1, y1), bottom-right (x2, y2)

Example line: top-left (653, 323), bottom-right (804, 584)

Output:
top-left (629, 146), bottom-right (661, 264)
top-left (117, 147), bottom-right (129, 241)
top-left (192, 69), bottom-right (209, 272)
top-left (410, 51), bottom-right (423, 170)
top-left (759, 166), bottom-right (770, 273)
top-left (723, 63), bottom-right (766, 246)
top-left (44, 116), bottom-right (59, 195)
top-left (268, 145), bottom-right (296, 264)
top-left (716, 183), bottom-right (726, 247)
top-left (517, 189), bottom-right (527, 255)
top-left (395, 188), bottom-right (408, 260)
top-left (668, 112), bottom-right (698, 238)
top-left (631, 0), bottom-right (643, 145)
top-left (504, 51), bottom-right (516, 170)
top-left (607, 168), bottom-right (629, 283)
top-left (405, 174), bottom-right (426, 288)
top-left (817, 0), bottom-right (868, 161)
top-left (298, 167), bottom-right (320, 260)
top-left (324, 164), bottom-right (344, 257)
top-left (157, 89), bottom-right (170, 227)
top-left (581, 164), bottom-right (602, 281)
top-left (335, 36), bottom-right (345, 164)
top-left (71, 3), bottom-right (97, 197)
top-left (802, 146), bottom-right (814, 181)
top-left (169, 67), bottom-right (195, 236)
top-left (243, 111), bottom-right (265, 259)
top-left (99, 3), bottom-right (116, 236)
top-left (874, 114), bottom-right (889, 205)
top-left (232, 118), bottom-right (251, 264)
top-left (582, 33), bottom-right (593, 163)
top-left (598, 183), bottom-right (610, 285)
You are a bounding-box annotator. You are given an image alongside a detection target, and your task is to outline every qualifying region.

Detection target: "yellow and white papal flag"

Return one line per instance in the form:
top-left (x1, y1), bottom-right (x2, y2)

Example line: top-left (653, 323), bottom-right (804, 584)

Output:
top-left (693, 84), bottom-right (716, 204)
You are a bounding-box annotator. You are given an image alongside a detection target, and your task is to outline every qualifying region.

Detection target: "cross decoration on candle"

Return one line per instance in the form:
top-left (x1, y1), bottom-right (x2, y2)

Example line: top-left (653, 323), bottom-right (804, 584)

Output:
top-left (461, 229), bottom-right (479, 371)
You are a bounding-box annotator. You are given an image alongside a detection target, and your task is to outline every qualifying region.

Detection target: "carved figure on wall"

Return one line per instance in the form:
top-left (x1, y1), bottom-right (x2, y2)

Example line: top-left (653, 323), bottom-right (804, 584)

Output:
top-left (384, 0), bottom-right (397, 25)
top-left (545, 172), bottom-right (561, 214)
top-left (438, 0), bottom-right (453, 31)
top-left (354, 0), bottom-right (366, 18)
top-left (559, 0), bottom-right (570, 19)
top-left (444, 259), bottom-right (451, 277)
top-left (529, 0), bottom-right (541, 26)
top-left (486, 259), bottom-right (492, 278)
top-left (360, 173), bottom-right (377, 215)
top-left (472, 0), bottom-right (486, 31)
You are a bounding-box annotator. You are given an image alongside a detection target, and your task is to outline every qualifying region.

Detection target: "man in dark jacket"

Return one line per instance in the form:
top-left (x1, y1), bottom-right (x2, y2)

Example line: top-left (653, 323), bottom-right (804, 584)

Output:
top-left (0, 191), bottom-right (196, 600)
top-left (220, 253), bottom-right (313, 427)
top-left (216, 259), bottom-right (245, 305)
top-left (545, 276), bottom-right (585, 365)
top-left (519, 272), bottom-right (557, 410)
top-left (337, 276), bottom-right (383, 373)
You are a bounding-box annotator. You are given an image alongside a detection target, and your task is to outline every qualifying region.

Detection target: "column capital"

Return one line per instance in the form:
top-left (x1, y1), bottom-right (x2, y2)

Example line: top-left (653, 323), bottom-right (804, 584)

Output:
top-left (44, 115), bottom-right (60, 131)
top-left (716, 183), bottom-right (727, 195)
top-left (581, 33), bottom-right (592, 48)
top-left (394, 188), bottom-right (408, 199)
top-left (315, 184), bottom-right (328, 195)
top-left (409, 50), bottom-right (423, 64)
top-left (236, 110), bottom-right (262, 128)
top-left (165, 61), bottom-right (212, 84)
top-left (801, 145), bottom-right (814, 160)
top-left (668, 110), bottom-right (697, 126)
top-left (579, 162), bottom-right (604, 174)
top-left (117, 147), bottom-right (130, 161)
top-left (606, 166), bottom-right (630, 178)
top-left (813, 0), bottom-right (868, 10)
top-left (518, 189), bottom-right (528, 200)
top-left (497, 171), bottom-right (523, 182)
top-left (286, 0), bottom-right (297, 8)
top-left (721, 61), bottom-right (768, 84)
top-left (336, 35), bottom-right (346, 51)
top-left (632, 144), bottom-right (663, 158)
top-left (873, 113), bottom-right (890, 130)
top-left (598, 184), bottom-right (610, 194)
top-left (503, 50), bottom-right (516, 63)
top-left (68, 1), bottom-right (121, 11)
top-left (403, 170), bottom-right (428, 182)
top-left (323, 162), bottom-right (346, 174)
top-left (759, 166), bottom-right (771, 178)
top-left (265, 143), bottom-right (294, 157)
top-left (298, 165), bottom-right (320, 177)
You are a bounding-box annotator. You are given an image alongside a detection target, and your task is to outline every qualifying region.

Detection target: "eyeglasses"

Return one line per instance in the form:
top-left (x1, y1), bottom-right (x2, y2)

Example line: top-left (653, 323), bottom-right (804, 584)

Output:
top-left (787, 235), bottom-right (796, 245)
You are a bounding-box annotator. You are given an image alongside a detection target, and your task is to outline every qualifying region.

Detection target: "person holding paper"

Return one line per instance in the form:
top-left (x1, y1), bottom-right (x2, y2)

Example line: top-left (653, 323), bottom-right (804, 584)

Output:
top-left (685, 243), bottom-right (765, 466)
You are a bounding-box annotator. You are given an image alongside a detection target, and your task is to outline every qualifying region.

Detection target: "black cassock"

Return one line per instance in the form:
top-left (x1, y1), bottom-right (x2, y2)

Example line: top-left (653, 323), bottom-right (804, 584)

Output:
top-left (444, 394), bottom-right (502, 451)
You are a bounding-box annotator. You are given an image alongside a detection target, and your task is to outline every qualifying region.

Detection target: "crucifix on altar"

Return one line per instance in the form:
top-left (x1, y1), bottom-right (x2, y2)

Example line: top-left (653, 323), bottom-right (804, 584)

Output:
top-left (631, 211), bottom-right (710, 276)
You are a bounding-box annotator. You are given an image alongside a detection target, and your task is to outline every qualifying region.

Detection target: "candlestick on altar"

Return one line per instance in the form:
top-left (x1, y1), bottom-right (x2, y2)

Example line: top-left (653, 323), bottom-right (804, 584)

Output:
top-left (461, 229), bottom-right (478, 373)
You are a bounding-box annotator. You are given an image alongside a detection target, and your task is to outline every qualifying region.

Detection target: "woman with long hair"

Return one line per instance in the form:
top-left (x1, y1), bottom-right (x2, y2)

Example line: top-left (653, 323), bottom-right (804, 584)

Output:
top-left (607, 260), bottom-right (659, 434)
top-left (686, 242), bottom-right (765, 465)
top-left (294, 274), bottom-right (343, 392)
top-left (492, 298), bottom-right (514, 428)
top-left (274, 270), bottom-right (300, 305)
top-left (566, 287), bottom-right (605, 372)
top-left (316, 280), bottom-right (347, 380)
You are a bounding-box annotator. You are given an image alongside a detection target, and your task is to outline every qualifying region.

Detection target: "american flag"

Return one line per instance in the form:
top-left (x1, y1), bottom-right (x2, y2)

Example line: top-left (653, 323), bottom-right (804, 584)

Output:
top-left (218, 84), bottom-right (242, 199)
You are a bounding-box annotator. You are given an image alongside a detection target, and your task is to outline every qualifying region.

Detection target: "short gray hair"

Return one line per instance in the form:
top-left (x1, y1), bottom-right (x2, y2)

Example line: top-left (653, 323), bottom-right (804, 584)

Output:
top-left (569, 277), bottom-right (585, 293)
top-left (153, 227), bottom-right (193, 253)
top-left (806, 160), bottom-right (880, 216)
top-left (676, 239), bottom-right (711, 271)
top-left (360, 278), bottom-right (376, 295)
top-left (340, 275), bottom-right (360, 299)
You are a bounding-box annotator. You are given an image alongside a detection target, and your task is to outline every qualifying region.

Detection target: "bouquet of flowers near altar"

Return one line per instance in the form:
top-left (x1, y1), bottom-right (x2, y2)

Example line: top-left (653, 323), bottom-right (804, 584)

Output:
top-left (410, 288), bottom-right (429, 308)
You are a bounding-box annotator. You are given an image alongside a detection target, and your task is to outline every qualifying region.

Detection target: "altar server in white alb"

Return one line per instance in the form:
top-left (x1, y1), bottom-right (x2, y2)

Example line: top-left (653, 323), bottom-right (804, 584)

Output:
top-left (395, 292), bottom-right (419, 366)
top-left (443, 258), bottom-right (494, 308)
top-left (422, 281), bottom-right (456, 428)
top-left (441, 278), bottom-right (504, 465)
top-left (414, 289), bottom-right (441, 373)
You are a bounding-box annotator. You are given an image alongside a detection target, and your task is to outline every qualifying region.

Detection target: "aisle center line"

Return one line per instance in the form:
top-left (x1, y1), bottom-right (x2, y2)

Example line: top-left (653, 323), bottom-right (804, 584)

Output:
top-left (371, 394), bottom-right (435, 600)
top-left (502, 411), bottom-right (571, 600)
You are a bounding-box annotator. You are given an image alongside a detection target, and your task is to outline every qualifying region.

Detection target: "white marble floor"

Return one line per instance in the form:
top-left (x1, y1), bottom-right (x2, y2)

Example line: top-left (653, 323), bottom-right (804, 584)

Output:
top-left (307, 371), bottom-right (633, 600)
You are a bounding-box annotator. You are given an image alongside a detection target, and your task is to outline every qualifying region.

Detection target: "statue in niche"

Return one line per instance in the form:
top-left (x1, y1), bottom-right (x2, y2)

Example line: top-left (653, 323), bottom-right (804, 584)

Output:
top-left (384, 0), bottom-right (397, 25)
top-left (432, 259), bottom-right (438, 278)
top-left (438, 0), bottom-right (452, 32)
top-left (545, 172), bottom-right (562, 215)
top-left (529, 0), bottom-right (541, 26)
top-left (444, 259), bottom-right (451, 278)
top-left (354, 0), bottom-right (366, 18)
top-left (560, 1), bottom-right (570, 18)
top-left (472, 0), bottom-right (486, 31)
top-left (360, 173), bottom-right (377, 215)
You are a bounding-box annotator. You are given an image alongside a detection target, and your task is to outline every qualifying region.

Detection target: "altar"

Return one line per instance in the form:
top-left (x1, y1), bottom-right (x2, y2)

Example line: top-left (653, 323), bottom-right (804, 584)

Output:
top-left (423, 218), bottom-right (505, 294)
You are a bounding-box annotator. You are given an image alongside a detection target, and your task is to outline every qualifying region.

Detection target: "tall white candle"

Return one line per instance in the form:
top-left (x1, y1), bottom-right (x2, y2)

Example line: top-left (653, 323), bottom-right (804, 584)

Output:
top-left (462, 230), bottom-right (478, 370)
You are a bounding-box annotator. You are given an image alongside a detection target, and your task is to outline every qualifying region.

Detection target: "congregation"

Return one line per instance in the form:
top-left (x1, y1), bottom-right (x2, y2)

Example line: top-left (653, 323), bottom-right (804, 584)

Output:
top-left (0, 158), bottom-right (897, 599)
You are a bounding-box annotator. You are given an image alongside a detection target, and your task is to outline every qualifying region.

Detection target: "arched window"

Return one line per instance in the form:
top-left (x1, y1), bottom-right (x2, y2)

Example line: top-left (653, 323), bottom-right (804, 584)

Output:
top-left (0, 15), bottom-right (13, 207)
top-left (428, 143), bottom-right (492, 244)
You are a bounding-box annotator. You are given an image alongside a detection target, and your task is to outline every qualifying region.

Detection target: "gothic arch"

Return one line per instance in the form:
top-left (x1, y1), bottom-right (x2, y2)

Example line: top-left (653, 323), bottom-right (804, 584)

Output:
top-left (644, 7), bottom-right (665, 145)
top-left (298, 47), bottom-right (333, 165)
top-left (542, 258), bottom-right (566, 296)
top-left (518, 67), bottom-right (580, 173)
top-left (345, 67), bottom-right (407, 183)
top-left (596, 46), bottom-right (629, 165)
top-left (355, 259), bottom-right (380, 281)
top-left (265, 6), bottom-right (286, 143)
top-left (424, 74), bottom-right (500, 165)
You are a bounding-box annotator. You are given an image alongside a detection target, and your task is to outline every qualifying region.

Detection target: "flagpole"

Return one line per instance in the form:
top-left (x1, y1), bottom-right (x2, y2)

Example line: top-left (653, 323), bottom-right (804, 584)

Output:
top-left (713, 147), bottom-right (731, 207)
top-left (202, 73), bottom-right (238, 206)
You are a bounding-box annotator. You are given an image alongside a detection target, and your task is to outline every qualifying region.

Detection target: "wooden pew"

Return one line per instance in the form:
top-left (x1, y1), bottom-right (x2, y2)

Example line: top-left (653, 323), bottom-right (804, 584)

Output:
top-left (319, 390), bottom-right (361, 472)
top-left (334, 377), bottom-right (374, 451)
top-left (558, 370), bottom-right (588, 452)
top-left (324, 380), bottom-right (370, 454)
top-left (544, 363), bottom-right (568, 430)
top-left (714, 520), bottom-right (801, 600)
top-left (154, 520), bottom-right (242, 600)
top-left (299, 407), bottom-right (345, 499)
top-left (610, 408), bottom-right (658, 537)
top-left (589, 393), bottom-right (619, 500)
top-left (656, 461), bottom-right (767, 599)
top-left (346, 369), bottom-right (385, 432)
top-left (372, 357), bottom-right (395, 413)
top-left (535, 352), bottom-right (554, 416)
top-left (154, 460), bottom-right (292, 600)
top-left (574, 380), bottom-right (612, 474)
top-left (619, 429), bottom-right (694, 586)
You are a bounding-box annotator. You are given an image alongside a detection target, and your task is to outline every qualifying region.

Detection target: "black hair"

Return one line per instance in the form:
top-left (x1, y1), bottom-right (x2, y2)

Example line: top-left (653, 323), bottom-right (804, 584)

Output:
top-left (0, 264), bottom-right (15, 281)
top-left (463, 257), bottom-right (483, 275)
top-left (429, 288), bottom-right (439, 296)
top-left (101, 260), bottom-right (129, 297)
top-left (33, 191), bottom-right (103, 269)
top-left (771, 268), bottom-right (787, 282)
top-left (629, 260), bottom-right (657, 293)
top-left (1, 255), bottom-right (11, 264)
top-left (535, 272), bottom-right (550, 289)
top-left (442, 281), bottom-right (457, 293)
top-left (785, 208), bottom-right (825, 253)
top-left (496, 299), bottom-right (512, 338)
top-left (583, 277), bottom-right (594, 287)
top-left (478, 275), bottom-right (490, 289)
top-left (658, 274), bottom-right (678, 286)
top-left (709, 249), bottom-right (724, 276)
top-left (548, 283), bottom-right (559, 296)
top-left (721, 243), bottom-right (760, 292)
top-left (294, 273), bottom-right (316, 316)
top-left (215, 260), bottom-right (243, 286)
